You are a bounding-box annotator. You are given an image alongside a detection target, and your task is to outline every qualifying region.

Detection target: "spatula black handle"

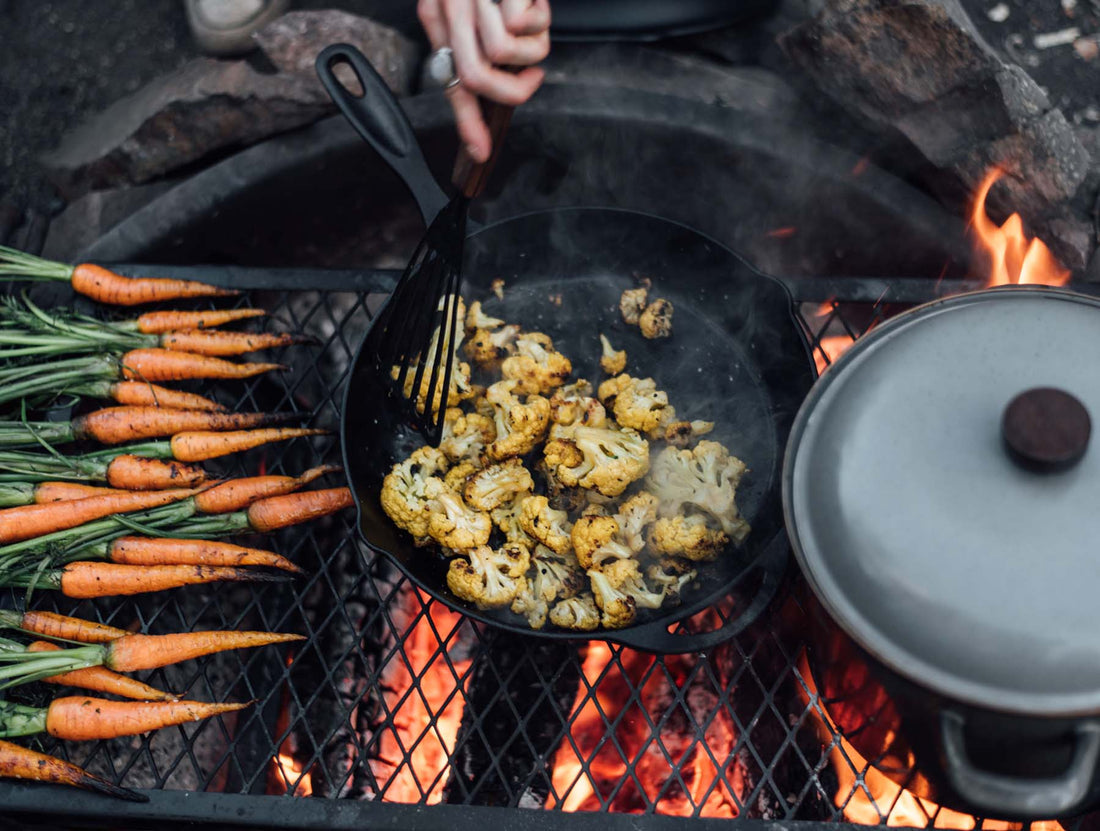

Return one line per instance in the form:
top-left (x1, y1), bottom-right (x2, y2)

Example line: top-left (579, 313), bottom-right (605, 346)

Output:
top-left (451, 98), bottom-right (516, 199)
top-left (316, 43), bottom-right (449, 226)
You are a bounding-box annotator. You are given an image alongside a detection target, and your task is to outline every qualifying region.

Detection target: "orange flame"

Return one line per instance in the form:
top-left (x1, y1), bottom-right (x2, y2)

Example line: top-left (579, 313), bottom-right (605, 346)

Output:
top-left (971, 170), bottom-right (1069, 287)
top-left (273, 752), bottom-right (313, 797)
top-left (267, 649), bottom-right (313, 797)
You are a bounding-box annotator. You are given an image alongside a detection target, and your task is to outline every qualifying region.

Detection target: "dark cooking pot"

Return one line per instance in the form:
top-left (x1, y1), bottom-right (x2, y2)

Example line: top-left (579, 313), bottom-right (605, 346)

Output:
top-left (784, 287), bottom-right (1100, 819)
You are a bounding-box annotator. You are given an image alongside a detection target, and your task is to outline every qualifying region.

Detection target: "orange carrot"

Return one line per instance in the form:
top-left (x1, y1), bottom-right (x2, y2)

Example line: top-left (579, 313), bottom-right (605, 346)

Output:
top-left (0, 739), bottom-right (145, 800)
top-left (169, 428), bottom-right (327, 462)
top-left (27, 642), bottom-right (176, 701)
top-left (57, 562), bottom-right (286, 598)
top-left (160, 330), bottom-right (311, 357)
top-left (108, 537), bottom-right (302, 573)
top-left (247, 487), bottom-right (354, 532)
top-left (0, 487), bottom-right (197, 544)
top-left (34, 482), bottom-right (117, 503)
top-left (71, 406), bottom-right (283, 444)
top-left (12, 610), bottom-right (128, 644)
top-left (120, 349), bottom-right (283, 382)
top-left (45, 696), bottom-right (248, 740)
top-left (135, 308), bottom-right (265, 334)
top-left (105, 631), bottom-right (304, 673)
top-left (105, 455), bottom-right (211, 489)
top-left (71, 263), bottom-right (238, 306)
top-left (193, 465), bottom-right (339, 514)
top-left (108, 381), bottom-right (225, 412)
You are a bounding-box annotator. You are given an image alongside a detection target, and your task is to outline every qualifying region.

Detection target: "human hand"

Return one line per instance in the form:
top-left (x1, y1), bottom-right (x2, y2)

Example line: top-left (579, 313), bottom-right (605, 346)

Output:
top-left (418, 0), bottom-right (551, 163)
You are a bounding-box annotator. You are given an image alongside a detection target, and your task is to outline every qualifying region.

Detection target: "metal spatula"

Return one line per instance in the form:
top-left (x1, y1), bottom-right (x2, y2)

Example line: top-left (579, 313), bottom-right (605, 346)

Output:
top-left (317, 44), bottom-right (514, 445)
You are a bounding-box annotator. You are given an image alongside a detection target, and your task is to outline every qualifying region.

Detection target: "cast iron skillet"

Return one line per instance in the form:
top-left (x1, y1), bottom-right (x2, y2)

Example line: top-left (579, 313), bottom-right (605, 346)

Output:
top-left (321, 44), bottom-right (815, 652)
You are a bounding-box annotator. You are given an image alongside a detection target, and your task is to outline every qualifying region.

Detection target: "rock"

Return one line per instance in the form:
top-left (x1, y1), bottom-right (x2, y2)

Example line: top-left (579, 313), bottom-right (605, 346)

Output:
top-left (42, 10), bottom-right (419, 199)
top-left (781, 0), bottom-right (1095, 270)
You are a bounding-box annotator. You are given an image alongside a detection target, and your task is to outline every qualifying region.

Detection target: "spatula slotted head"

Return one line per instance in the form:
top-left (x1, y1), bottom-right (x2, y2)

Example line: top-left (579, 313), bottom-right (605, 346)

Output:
top-left (367, 199), bottom-right (468, 446)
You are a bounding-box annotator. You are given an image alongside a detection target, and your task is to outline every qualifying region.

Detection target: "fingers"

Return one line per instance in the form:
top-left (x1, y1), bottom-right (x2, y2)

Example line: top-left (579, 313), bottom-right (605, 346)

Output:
top-left (447, 0), bottom-right (544, 105)
top-left (417, 0), bottom-right (448, 48)
top-left (500, 0), bottom-right (551, 36)
top-left (446, 85), bottom-right (493, 162)
top-left (476, 0), bottom-right (550, 65)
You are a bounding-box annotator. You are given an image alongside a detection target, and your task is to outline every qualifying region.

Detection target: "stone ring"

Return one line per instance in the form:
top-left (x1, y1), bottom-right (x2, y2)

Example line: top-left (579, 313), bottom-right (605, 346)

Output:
top-left (426, 47), bottom-right (461, 90)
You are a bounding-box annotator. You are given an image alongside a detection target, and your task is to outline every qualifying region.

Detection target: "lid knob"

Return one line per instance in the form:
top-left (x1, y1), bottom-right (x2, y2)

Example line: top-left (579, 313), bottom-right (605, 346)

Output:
top-left (1002, 387), bottom-right (1091, 473)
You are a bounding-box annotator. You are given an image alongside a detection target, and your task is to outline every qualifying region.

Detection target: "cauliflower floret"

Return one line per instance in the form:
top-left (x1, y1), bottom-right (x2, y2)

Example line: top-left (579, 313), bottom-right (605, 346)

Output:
top-left (549, 380), bottom-right (607, 429)
top-left (465, 300), bottom-right (503, 332)
top-left (620, 287), bottom-right (648, 325)
top-left (599, 334), bottom-right (626, 375)
top-left (443, 459), bottom-right (479, 493)
top-left (510, 578), bottom-right (549, 629)
top-left (571, 514), bottom-right (634, 569)
top-left (485, 379), bottom-right (551, 461)
top-left (439, 408), bottom-right (497, 464)
top-left (639, 298), bottom-right (673, 339)
top-left (490, 490), bottom-right (536, 546)
top-left (647, 440), bottom-right (750, 541)
top-left (587, 568), bottom-right (636, 629)
top-left (608, 375), bottom-right (677, 439)
top-left (648, 515), bottom-right (730, 561)
top-left (664, 419), bottom-right (715, 448)
top-left (613, 491), bottom-right (659, 553)
top-left (599, 559), bottom-right (666, 609)
top-left (380, 446), bottom-right (450, 541)
top-left (596, 373), bottom-right (633, 409)
top-left (532, 546), bottom-right (586, 600)
top-left (464, 458), bottom-right (534, 511)
top-left (536, 457), bottom-right (589, 513)
top-left (646, 559), bottom-right (697, 604)
top-left (500, 333), bottom-right (572, 394)
top-left (549, 593), bottom-right (600, 631)
top-left (425, 478), bottom-right (492, 551)
top-left (447, 542), bottom-right (530, 609)
top-left (464, 324), bottom-right (521, 368)
top-left (542, 423), bottom-right (649, 497)
top-left (518, 495), bottom-right (573, 555)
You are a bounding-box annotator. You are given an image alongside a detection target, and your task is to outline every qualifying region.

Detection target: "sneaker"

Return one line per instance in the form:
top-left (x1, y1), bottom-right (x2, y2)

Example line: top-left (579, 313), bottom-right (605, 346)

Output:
top-left (184, 0), bottom-right (291, 56)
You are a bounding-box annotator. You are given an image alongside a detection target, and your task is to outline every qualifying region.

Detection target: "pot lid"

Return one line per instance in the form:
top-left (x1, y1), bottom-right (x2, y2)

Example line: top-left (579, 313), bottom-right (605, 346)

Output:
top-left (785, 288), bottom-right (1100, 716)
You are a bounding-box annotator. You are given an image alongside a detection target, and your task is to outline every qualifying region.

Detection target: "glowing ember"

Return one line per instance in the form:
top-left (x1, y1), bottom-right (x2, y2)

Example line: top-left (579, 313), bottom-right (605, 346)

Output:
top-left (371, 589), bottom-right (471, 804)
top-left (268, 649), bottom-right (313, 797)
top-left (971, 169), bottom-right (1069, 287)
top-left (797, 654), bottom-right (1065, 829)
top-left (815, 334), bottom-right (855, 374)
top-left (767, 226), bottom-right (798, 239)
top-left (273, 752), bottom-right (313, 797)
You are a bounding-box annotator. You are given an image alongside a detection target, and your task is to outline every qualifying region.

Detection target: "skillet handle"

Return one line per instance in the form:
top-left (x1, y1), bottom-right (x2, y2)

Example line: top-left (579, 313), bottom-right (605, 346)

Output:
top-left (940, 710), bottom-right (1100, 817)
top-left (316, 43), bottom-right (450, 226)
top-left (607, 532), bottom-right (788, 655)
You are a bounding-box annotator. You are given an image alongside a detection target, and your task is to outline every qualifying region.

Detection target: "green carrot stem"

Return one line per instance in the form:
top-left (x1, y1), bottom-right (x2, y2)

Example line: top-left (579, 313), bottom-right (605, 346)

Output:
top-left (0, 645), bottom-right (104, 689)
top-left (0, 423), bottom-right (75, 449)
top-left (0, 484), bottom-right (34, 507)
top-left (0, 450), bottom-right (109, 482)
top-left (0, 701), bottom-right (48, 737)
top-left (0, 246), bottom-right (74, 281)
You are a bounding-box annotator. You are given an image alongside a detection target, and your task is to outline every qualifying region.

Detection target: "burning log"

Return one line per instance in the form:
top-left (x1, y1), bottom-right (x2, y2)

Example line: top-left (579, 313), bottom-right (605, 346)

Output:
top-left (780, 0), bottom-right (1096, 272)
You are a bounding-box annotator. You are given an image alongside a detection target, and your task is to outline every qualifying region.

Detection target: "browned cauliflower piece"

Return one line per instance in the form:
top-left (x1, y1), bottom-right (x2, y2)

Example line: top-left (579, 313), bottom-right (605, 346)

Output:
top-left (571, 514), bottom-right (634, 569)
top-left (424, 478), bottom-right (492, 551)
top-left (599, 334), bottom-right (626, 375)
top-left (485, 379), bottom-right (551, 461)
top-left (465, 300), bottom-right (503, 332)
top-left (648, 515), bottom-right (729, 561)
top-left (464, 324), bottom-right (521, 369)
top-left (443, 460), bottom-right (479, 493)
top-left (447, 542), bottom-right (530, 609)
top-left (500, 333), bottom-right (572, 394)
top-left (549, 593), bottom-right (600, 631)
top-left (548, 380), bottom-right (607, 430)
top-left (663, 419), bottom-right (715, 448)
top-left (439, 407), bottom-right (497, 465)
top-left (588, 560), bottom-right (667, 629)
top-left (639, 298), bottom-right (673, 339)
top-left (537, 457), bottom-right (589, 513)
top-left (596, 373), bottom-right (633, 409)
top-left (518, 495), bottom-right (573, 555)
top-left (464, 458), bottom-right (534, 512)
top-left (620, 287), bottom-right (648, 325)
top-left (541, 423), bottom-right (649, 497)
top-left (647, 440), bottom-right (750, 543)
top-left (608, 375), bottom-right (677, 439)
top-left (510, 578), bottom-right (549, 629)
top-left (511, 545), bottom-right (586, 629)
top-left (380, 446), bottom-right (450, 541)
top-left (490, 490), bottom-right (536, 546)
top-left (613, 491), bottom-right (659, 553)
top-left (646, 558), bottom-right (697, 604)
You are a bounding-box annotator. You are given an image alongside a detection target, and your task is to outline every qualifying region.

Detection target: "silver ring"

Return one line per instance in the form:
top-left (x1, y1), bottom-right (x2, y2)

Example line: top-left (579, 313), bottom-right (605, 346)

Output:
top-left (426, 46), bottom-right (461, 90)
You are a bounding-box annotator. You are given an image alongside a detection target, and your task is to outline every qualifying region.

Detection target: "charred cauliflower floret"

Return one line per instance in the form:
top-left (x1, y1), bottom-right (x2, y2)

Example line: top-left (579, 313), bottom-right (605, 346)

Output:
top-left (537, 457), bottom-right (589, 513)
top-left (664, 419), bottom-right (715, 448)
top-left (648, 515), bottom-right (729, 561)
top-left (500, 333), bottom-right (572, 394)
top-left (646, 559), bottom-right (697, 603)
top-left (424, 478), bottom-right (492, 551)
top-left (549, 593), bottom-right (600, 631)
top-left (639, 298), bottom-right (673, 339)
top-left (464, 458), bottom-right (535, 511)
top-left (596, 373), bottom-right (633, 409)
top-left (647, 440), bottom-right (750, 543)
top-left (549, 380), bottom-right (607, 429)
top-left (542, 423), bottom-right (649, 497)
top-left (447, 542), bottom-right (530, 609)
top-left (608, 375), bottom-right (677, 438)
top-left (512, 546), bottom-right (586, 628)
top-left (439, 408), bottom-right (497, 464)
top-left (464, 324), bottom-right (521, 369)
top-left (613, 491), bottom-right (659, 553)
top-left (518, 495), bottom-right (573, 555)
top-left (485, 379), bottom-right (551, 461)
top-left (599, 334), bottom-right (626, 375)
top-left (620, 287), bottom-right (648, 325)
top-left (380, 446), bottom-right (450, 541)
top-left (465, 300), bottom-right (503, 332)
top-left (490, 490), bottom-right (536, 546)
top-left (510, 578), bottom-right (549, 629)
top-left (587, 568), bottom-right (637, 629)
top-left (443, 460), bottom-right (479, 493)
top-left (600, 559), bottom-right (665, 608)
top-left (571, 514), bottom-right (634, 569)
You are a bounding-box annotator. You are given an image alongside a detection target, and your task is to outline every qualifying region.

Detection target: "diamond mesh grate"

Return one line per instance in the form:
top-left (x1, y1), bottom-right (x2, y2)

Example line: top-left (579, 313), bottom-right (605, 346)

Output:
top-left (0, 277), bottom-right (1086, 830)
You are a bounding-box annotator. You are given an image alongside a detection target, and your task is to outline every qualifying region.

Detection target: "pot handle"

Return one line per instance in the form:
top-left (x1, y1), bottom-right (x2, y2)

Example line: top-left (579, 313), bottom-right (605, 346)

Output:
top-left (607, 532), bottom-right (788, 654)
top-left (316, 43), bottom-right (450, 227)
top-left (940, 710), bottom-right (1100, 817)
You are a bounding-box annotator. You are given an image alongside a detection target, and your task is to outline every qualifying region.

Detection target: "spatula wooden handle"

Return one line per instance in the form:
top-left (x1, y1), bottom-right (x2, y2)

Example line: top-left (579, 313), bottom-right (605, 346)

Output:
top-left (451, 99), bottom-right (516, 199)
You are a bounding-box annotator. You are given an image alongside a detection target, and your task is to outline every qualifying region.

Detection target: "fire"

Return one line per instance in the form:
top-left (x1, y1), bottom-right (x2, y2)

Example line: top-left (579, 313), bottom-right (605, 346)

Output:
top-left (273, 752), bottom-right (313, 797)
top-left (815, 334), bottom-right (855, 374)
top-left (971, 169), bottom-right (1069, 287)
top-left (797, 654), bottom-right (1065, 829)
top-left (268, 650), bottom-right (313, 797)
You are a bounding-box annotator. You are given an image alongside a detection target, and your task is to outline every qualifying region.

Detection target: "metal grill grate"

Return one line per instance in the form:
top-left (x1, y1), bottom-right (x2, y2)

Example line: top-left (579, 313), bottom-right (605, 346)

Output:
top-left (0, 269), bottom-right (1086, 830)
